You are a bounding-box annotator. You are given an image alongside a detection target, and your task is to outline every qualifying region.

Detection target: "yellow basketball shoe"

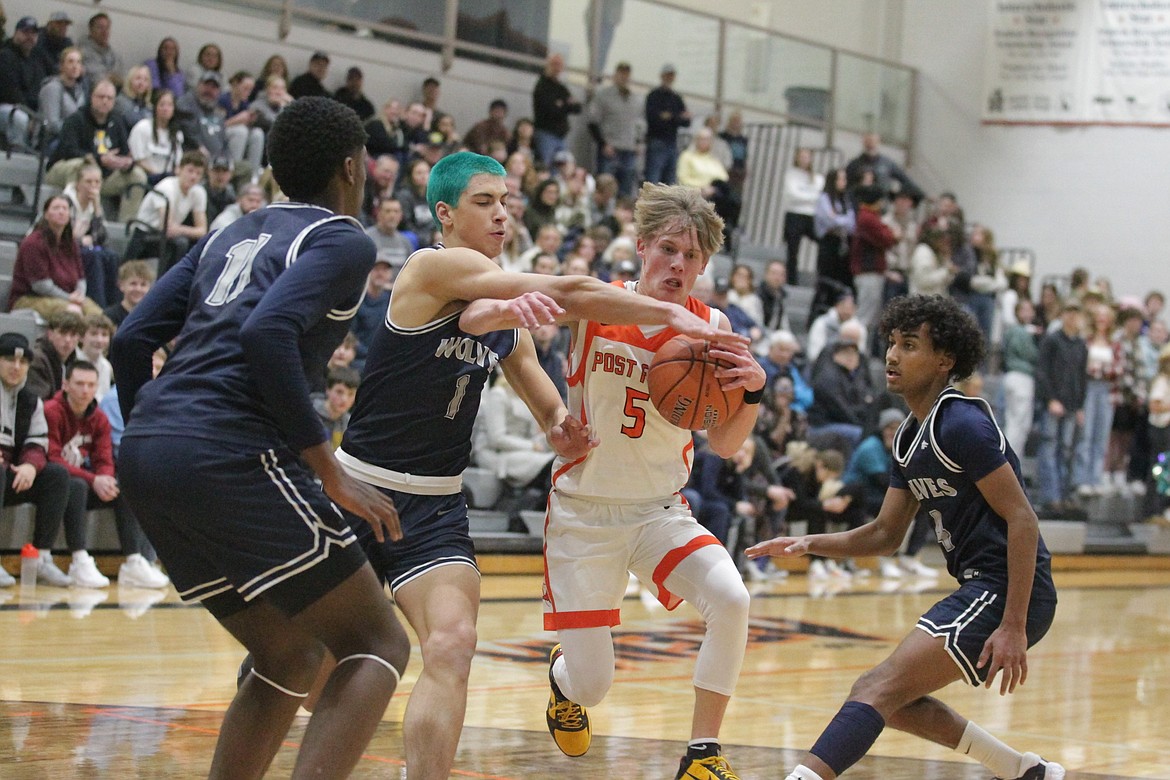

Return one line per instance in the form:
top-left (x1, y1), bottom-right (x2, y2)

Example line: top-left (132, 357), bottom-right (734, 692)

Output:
top-left (545, 643), bottom-right (591, 757)
top-left (675, 750), bottom-right (742, 780)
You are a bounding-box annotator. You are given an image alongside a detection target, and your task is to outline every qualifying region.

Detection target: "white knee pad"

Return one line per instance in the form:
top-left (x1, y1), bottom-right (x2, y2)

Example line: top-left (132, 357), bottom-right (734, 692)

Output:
top-left (664, 546), bottom-right (750, 696)
top-left (554, 627), bottom-right (616, 707)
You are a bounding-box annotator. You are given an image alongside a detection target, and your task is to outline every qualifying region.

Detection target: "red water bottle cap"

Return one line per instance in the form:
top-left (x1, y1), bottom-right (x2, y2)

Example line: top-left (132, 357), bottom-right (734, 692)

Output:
top-left (21, 543), bottom-right (38, 559)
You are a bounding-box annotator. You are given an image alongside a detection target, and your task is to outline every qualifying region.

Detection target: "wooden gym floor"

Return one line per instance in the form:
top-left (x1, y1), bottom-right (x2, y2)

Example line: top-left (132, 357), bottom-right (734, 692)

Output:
top-left (2, 557), bottom-right (1168, 778)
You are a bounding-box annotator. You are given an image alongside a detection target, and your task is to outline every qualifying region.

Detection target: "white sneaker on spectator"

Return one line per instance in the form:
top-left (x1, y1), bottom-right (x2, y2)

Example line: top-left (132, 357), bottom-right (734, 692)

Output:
top-left (69, 551), bottom-right (110, 589)
top-left (901, 557), bottom-right (939, 578)
top-left (745, 559), bottom-right (770, 582)
top-left (807, 559), bottom-right (829, 580)
top-left (119, 554), bottom-right (170, 589)
top-left (879, 557), bottom-right (904, 579)
top-left (37, 551), bottom-right (71, 587)
top-left (825, 560), bottom-right (852, 579)
top-left (0, 564), bottom-right (14, 588)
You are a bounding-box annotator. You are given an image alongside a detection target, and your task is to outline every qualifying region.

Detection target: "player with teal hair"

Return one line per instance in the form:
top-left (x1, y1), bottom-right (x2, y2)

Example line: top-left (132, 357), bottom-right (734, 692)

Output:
top-left (280, 151), bottom-right (751, 779)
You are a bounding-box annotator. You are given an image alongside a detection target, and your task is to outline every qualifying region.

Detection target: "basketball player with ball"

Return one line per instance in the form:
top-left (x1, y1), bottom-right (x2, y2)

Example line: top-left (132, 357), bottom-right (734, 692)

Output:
top-left (540, 183), bottom-right (765, 780)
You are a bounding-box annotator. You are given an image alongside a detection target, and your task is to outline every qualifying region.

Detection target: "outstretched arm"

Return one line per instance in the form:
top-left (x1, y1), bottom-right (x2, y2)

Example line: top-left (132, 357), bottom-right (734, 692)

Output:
top-left (746, 486), bottom-right (918, 560)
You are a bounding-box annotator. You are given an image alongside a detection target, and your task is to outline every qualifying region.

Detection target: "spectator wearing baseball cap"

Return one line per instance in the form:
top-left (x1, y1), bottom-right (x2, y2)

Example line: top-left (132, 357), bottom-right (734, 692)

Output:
top-left (289, 50), bottom-right (330, 99)
top-left (0, 330), bottom-right (77, 590)
top-left (643, 62), bottom-right (691, 185)
top-left (34, 11), bottom-right (73, 74)
top-left (0, 16), bottom-right (52, 147)
top-left (335, 66), bottom-right (375, 121)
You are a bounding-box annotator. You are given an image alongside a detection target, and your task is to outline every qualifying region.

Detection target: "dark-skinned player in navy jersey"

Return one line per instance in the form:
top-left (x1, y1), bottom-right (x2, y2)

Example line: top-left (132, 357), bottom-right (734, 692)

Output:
top-left (301, 151), bottom-right (751, 780)
top-left (748, 294), bottom-right (1064, 780)
top-left (110, 97), bottom-right (410, 780)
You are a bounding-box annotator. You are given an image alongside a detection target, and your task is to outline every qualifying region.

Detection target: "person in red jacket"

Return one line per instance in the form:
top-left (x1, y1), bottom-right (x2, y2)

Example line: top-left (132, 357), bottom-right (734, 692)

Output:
top-left (43, 360), bottom-right (168, 589)
top-left (849, 185), bottom-right (898, 355)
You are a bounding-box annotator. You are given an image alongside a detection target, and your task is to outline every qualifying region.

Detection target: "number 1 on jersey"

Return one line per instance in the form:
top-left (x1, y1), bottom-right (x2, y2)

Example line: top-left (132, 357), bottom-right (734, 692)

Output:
top-left (445, 374), bottom-right (470, 420)
top-left (206, 234), bottom-right (272, 306)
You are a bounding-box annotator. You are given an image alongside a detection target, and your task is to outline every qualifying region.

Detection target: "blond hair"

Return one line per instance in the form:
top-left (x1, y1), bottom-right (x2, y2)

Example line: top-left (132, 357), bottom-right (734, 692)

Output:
top-left (634, 183), bottom-right (724, 258)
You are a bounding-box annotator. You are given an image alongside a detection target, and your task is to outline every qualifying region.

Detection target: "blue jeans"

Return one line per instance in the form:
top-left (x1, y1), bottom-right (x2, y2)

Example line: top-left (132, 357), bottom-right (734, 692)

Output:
top-left (534, 129), bottom-right (566, 169)
top-left (1036, 410), bottom-right (1079, 504)
top-left (643, 137), bottom-right (679, 185)
top-left (1074, 379), bottom-right (1114, 488)
top-left (597, 148), bottom-right (638, 197)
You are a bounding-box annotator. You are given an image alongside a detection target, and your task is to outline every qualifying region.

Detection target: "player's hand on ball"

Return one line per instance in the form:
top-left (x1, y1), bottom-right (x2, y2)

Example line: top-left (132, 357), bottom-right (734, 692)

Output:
top-left (665, 306), bottom-right (749, 349)
top-left (709, 343), bottom-right (766, 392)
top-left (978, 624), bottom-right (1029, 695)
top-left (746, 536), bottom-right (809, 558)
top-left (326, 473), bottom-right (402, 543)
top-left (548, 414), bottom-right (599, 460)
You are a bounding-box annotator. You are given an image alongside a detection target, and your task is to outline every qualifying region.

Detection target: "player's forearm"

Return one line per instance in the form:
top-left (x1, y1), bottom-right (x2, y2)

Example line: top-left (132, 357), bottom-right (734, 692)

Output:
top-left (1000, 511), bottom-right (1039, 630)
top-left (458, 298), bottom-right (513, 335)
top-left (552, 276), bottom-right (676, 326)
top-left (706, 403), bottom-right (759, 458)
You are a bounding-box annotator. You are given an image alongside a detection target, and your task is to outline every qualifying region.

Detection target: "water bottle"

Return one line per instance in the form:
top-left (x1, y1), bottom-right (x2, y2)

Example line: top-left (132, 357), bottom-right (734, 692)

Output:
top-left (19, 544), bottom-right (38, 591)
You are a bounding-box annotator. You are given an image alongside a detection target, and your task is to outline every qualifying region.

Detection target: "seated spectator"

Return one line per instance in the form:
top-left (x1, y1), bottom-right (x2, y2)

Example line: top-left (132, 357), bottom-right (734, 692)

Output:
top-left (532, 322), bottom-right (569, 401)
top-left (909, 222), bottom-right (956, 297)
top-left (0, 16), bottom-right (49, 148)
top-left (350, 256), bottom-right (393, 369)
top-left (395, 158), bottom-right (436, 241)
top-left (100, 347), bottom-right (167, 460)
top-left (364, 199), bottom-right (414, 271)
top-left (102, 261), bottom-right (155, 329)
top-left (757, 259), bottom-right (791, 334)
top-left (364, 99), bottom-right (407, 161)
top-left (249, 74), bottom-right (292, 135)
top-left (45, 361), bottom-right (169, 589)
top-left (38, 46), bottom-right (87, 139)
top-left (728, 263), bottom-right (765, 329)
top-left (115, 64), bottom-right (154, 129)
top-left (128, 89), bottom-right (184, 184)
top-left (79, 12), bottom-right (124, 88)
top-left (63, 161), bottom-right (120, 308)
top-left (311, 333), bottom-right (359, 395)
top-left (250, 54), bottom-right (289, 102)
top-left (362, 155), bottom-right (401, 226)
top-left (464, 98), bottom-right (510, 156)
top-left (204, 156), bottom-right (237, 225)
top-left (184, 42), bottom-right (223, 94)
top-left (46, 79), bottom-right (148, 221)
top-left (807, 340), bottom-right (870, 455)
top-left (755, 375), bottom-right (809, 460)
top-left (707, 276), bottom-right (763, 345)
top-left (289, 51), bottom-right (330, 99)
top-left (685, 439), bottom-right (742, 547)
top-left (524, 178), bottom-right (561, 239)
top-left (26, 310), bottom-right (84, 400)
top-left (209, 182), bottom-right (265, 232)
top-left (75, 313), bottom-right (115, 401)
top-left (0, 332), bottom-right (74, 589)
top-left (757, 331), bottom-right (813, 412)
top-left (312, 367), bottom-right (360, 450)
top-left (220, 70), bottom-right (264, 170)
top-left (555, 163), bottom-right (592, 235)
top-left (530, 252), bottom-right (560, 275)
top-left (675, 126), bottom-right (740, 247)
top-left (806, 290), bottom-right (867, 364)
top-left (473, 375), bottom-right (556, 510)
top-left (145, 36), bottom-right (184, 97)
top-left (9, 196), bottom-right (103, 318)
top-left (126, 151), bottom-right (208, 273)
top-left (177, 71), bottom-right (254, 181)
top-left (778, 445), bottom-right (863, 579)
top-left (334, 66), bottom-right (375, 121)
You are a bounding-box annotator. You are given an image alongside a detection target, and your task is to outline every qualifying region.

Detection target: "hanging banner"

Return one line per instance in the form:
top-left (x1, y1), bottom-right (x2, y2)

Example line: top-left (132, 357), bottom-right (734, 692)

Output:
top-left (982, 0), bottom-right (1170, 125)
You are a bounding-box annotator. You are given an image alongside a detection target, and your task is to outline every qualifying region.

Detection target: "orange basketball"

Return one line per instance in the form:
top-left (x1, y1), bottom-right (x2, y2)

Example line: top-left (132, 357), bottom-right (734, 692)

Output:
top-left (647, 336), bottom-right (744, 430)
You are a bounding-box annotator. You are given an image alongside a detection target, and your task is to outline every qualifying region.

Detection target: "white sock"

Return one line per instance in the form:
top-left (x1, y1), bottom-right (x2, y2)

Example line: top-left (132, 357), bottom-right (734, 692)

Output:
top-left (788, 766), bottom-right (825, 780)
top-left (956, 721), bottom-right (1022, 779)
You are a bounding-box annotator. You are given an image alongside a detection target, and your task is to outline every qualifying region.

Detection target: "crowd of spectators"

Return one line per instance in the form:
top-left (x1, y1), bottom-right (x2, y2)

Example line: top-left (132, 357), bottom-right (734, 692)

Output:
top-left (1, 9), bottom-right (1167, 593)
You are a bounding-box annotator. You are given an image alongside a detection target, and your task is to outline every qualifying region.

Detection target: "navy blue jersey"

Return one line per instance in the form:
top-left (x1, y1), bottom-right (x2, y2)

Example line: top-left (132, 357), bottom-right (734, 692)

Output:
top-left (112, 203), bottom-right (374, 452)
top-left (340, 246), bottom-right (519, 479)
top-left (889, 387), bottom-right (1053, 588)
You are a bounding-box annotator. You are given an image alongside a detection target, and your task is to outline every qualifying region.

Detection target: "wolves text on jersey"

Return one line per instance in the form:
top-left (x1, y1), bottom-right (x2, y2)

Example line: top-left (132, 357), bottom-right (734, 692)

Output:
top-left (435, 336), bottom-right (502, 370)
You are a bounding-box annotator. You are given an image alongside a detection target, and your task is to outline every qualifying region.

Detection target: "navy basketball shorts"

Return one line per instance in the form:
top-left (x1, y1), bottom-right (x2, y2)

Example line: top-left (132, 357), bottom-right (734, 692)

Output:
top-left (916, 578), bottom-right (1057, 686)
top-left (118, 435), bottom-right (367, 620)
top-left (349, 489), bottom-right (478, 595)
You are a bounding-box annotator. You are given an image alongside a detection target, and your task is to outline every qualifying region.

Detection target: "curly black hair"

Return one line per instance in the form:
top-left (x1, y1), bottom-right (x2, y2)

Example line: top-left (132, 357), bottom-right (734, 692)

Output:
top-left (879, 294), bottom-right (985, 381)
top-left (267, 96), bottom-right (367, 201)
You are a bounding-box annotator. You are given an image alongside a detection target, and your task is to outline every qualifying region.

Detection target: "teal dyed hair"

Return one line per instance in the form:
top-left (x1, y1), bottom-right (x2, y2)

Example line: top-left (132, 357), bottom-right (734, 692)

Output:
top-left (427, 151), bottom-right (506, 225)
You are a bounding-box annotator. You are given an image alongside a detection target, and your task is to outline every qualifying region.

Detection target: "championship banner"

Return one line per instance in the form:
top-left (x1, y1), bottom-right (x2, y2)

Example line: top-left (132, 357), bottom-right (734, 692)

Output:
top-left (983, 0), bottom-right (1170, 125)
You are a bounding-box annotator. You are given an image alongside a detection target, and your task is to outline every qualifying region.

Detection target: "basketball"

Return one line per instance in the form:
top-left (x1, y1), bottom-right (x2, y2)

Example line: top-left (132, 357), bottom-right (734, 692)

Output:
top-left (647, 336), bottom-right (744, 430)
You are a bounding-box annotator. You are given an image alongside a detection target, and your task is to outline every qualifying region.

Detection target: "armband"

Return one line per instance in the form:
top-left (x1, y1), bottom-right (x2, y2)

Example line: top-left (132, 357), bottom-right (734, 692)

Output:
top-left (743, 387), bottom-right (764, 405)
